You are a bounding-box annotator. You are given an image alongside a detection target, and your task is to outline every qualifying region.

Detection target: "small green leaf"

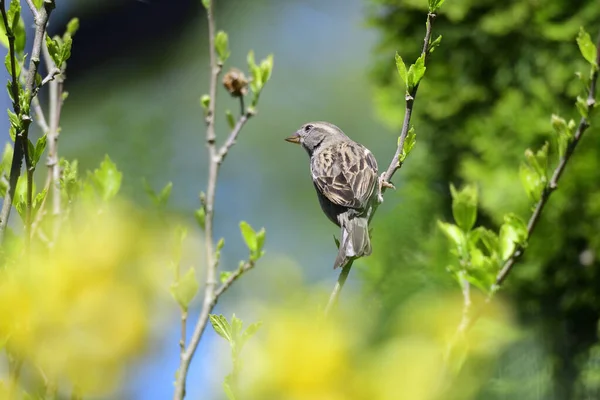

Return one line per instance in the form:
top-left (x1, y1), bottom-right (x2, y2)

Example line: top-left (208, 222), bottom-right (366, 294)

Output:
top-left (33, 134), bottom-right (47, 166)
top-left (32, 188), bottom-right (47, 216)
top-left (519, 161), bottom-right (543, 203)
top-left (215, 31), bottom-right (230, 64)
top-left (220, 271), bottom-right (232, 283)
top-left (438, 221), bottom-right (466, 249)
top-left (576, 27), bottom-right (598, 67)
top-left (255, 228), bottom-right (265, 252)
top-left (65, 18), bottom-right (80, 37)
top-left (201, 0), bottom-right (210, 10)
top-left (498, 213), bottom-right (528, 260)
top-left (410, 54), bottom-right (426, 87)
top-left (45, 35), bottom-right (61, 67)
top-left (450, 183), bottom-right (478, 232)
top-left (225, 110), bottom-right (235, 129)
top-left (399, 126), bottom-right (416, 163)
top-left (428, 35), bottom-right (442, 54)
top-left (230, 314), bottom-right (243, 344)
top-left (247, 50), bottom-right (263, 94)
top-left (158, 182), bottom-right (173, 206)
top-left (576, 96), bottom-right (589, 118)
top-left (215, 237), bottom-right (225, 264)
top-left (91, 155), bottom-right (122, 201)
top-left (200, 94), bottom-right (210, 110)
top-left (260, 54), bottom-right (274, 84)
top-left (7, 109), bottom-right (20, 130)
top-left (428, 0), bottom-right (446, 12)
top-left (223, 380), bottom-right (237, 400)
top-left (210, 314), bottom-right (233, 343)
top-left (0, 143), bottom-right (13, 175)
top-left (241, 321), bottom-right (262, 346)
top-left (395, 52), bottom-right (408, 88)
top-left (239, 221), bottom-right (257, 253)
top-left (170, 267), bottom-right (199, 311)
top-left (195, 207), bottom-right (206, 230)
top-left (27, 139), bottom-right (34, 165)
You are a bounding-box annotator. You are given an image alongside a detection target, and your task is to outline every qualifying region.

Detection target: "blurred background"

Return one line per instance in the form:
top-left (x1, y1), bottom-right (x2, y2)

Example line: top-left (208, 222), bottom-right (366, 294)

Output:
top-left (1, 0), bottom-right (599, 399)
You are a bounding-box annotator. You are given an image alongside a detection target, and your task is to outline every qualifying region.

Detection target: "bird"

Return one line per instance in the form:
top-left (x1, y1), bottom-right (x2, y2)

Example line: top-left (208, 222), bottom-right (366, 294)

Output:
top-left (285, 121), bottom-right (379, 269)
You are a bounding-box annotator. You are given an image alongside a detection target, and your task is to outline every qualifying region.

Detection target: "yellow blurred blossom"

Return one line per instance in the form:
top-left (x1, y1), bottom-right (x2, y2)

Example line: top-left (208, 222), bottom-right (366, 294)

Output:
top-left (0, 202), bottom-right (171, 396)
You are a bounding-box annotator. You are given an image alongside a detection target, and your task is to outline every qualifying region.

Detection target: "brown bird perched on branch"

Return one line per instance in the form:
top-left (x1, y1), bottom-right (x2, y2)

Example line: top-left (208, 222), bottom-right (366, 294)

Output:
top-left (285, 122), bottom-right (379, 269)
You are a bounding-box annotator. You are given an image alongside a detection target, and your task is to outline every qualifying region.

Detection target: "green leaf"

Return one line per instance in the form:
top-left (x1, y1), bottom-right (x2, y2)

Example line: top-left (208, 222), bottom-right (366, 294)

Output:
top-left (33, 135), bottom-right (47, 166)
top-left (223, 380), bottom-right (237, 400)
top-left (231, 314), bottom-right (243, 344)
top-left (210, 314), bottom-right (233, 343)
top-left (239, 221), bottom-right (257, 253)
top-left (519, 161), bottom-right (543, 203)
top-left (200, 94), bottom-right (210, 110)
top-left (260, 54), bottom-right (274, 84)
top-left (215, 31), bottom-right (230, 64)
top-left (409, 54), bottom-right (426, 87)
top-left (428, 0), bottom-right (446, 12)
top-left (201, 0), bottom-right (210, 10)
top-left (170, 267), bottom-right (199, 311)
top-left (438, 221), bottom-right (466, 250)
top-left (91, 155), bottom-right (122, 201)
top-left (195, 207), bottom-right (206, 229)
top-left (0, 143), bottom-right (13, 175)
top-left (225, 110), bottom-right (235, 129)
top-left (158, 182), bottom-right (173, 206)
top-left (499, 213), bottom-right (528, 260)
top-left (576, 96), bottom-right (589, 118)
top-left (45, 35), bottom-right (61, 67)
top-left (247, 50), bottom-right (263, 94)
top-left (215, 237), bottom-right (225, 264)
top-left (220, 271), bottom-right (232, 283)
top-left (32, 0), bottom-right (43, 9)
top-left (576, 27), bottom-right (597, 67)
top-left (399, 126), bottom-right (416, 163)
top-left (255, 228), bottom-right (266, 252)
top-left (65, 18), bottom-right (80, 37)
top-left (32, 188), bottom-right (47, 217)
top-left (428, 35), bottom-right (442, 54)
top-left (551, 114), bottom-right (573, 159)
top-left (7, 109), bottom-right (20, 130)
top-left (450, 183), bottom-right (478, 232)
top-left (241, 321), bottom-right (262, 346)
top-left (395, 52), bottom-right (408, 88)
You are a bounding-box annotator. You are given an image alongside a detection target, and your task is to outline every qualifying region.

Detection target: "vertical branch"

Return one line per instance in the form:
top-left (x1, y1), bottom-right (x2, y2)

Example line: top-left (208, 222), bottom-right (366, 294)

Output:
top-left (0, 0), bottom-right (54, 243)
top-left (325, 12), bottom-right (437, 314)
top-left (42, 44), bottom-right (64, 239)
top-left (173, 1), bottom-right (221, 398)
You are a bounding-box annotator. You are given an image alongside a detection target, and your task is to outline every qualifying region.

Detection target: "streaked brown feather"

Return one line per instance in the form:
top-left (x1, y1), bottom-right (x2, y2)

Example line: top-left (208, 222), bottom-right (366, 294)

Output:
top-left (311, 141), bottom-right (378, 211)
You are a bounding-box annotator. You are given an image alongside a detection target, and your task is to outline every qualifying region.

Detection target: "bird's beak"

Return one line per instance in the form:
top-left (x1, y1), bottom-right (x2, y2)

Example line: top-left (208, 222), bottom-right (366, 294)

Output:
top-left (284, 132), bottom-right (301, 144)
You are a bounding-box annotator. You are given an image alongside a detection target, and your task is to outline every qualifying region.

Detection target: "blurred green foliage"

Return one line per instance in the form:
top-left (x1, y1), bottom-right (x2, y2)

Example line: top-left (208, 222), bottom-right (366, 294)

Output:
top-left (365, 0), bottom-right (600, 398)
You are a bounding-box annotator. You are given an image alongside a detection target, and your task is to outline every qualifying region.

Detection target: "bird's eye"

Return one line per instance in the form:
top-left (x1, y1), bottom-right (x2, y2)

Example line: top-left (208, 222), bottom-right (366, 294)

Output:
top-left (304, 124), bottom-right (314, 133)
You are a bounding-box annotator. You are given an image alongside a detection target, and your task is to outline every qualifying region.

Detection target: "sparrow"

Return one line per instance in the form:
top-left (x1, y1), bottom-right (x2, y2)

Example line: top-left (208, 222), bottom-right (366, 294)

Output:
top-left (285, 121), bottom-right (379, 269)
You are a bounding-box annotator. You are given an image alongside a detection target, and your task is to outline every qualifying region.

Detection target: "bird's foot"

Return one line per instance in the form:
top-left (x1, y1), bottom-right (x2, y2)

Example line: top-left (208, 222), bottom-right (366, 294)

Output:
top-left (377, 175), bottom-right (396, 203)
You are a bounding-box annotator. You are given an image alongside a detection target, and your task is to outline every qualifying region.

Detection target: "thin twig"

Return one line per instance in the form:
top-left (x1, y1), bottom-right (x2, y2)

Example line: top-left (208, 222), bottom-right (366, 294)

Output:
top-left (457, 31), bottom-right (600, 336)
top-left (495, 33), bottom-right (600, 289)
top-left (44, 44), bottom-right (65, 240)
top-left (325, 13), bottom-right (437, 314)
top-left (0, 0), bottom-right (54, 243)
top-left (172, 1), bottom-right (257, 398)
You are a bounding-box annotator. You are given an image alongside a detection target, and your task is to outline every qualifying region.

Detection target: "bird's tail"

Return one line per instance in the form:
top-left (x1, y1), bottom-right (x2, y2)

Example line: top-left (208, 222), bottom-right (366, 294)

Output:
top-left (334, 215), bottom-right (371, 269)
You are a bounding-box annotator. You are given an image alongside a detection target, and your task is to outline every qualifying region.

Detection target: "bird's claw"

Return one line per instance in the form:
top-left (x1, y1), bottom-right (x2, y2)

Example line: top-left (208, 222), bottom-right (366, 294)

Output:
top-left (377, 175), bottom-right (395, 203)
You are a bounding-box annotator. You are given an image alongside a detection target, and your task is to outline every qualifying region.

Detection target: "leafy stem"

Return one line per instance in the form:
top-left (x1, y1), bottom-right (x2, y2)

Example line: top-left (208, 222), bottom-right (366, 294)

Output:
top-left (325, 11), bottom-right (439, 315)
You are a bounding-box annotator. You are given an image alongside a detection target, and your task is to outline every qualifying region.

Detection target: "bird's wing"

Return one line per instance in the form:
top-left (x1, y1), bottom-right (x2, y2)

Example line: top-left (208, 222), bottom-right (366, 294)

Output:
top-left (311, 141), bottom-right (378, 210)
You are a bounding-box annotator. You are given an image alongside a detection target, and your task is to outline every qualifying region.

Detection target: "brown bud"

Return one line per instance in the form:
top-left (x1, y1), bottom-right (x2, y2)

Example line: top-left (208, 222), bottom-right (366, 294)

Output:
top-left (222, 68), bottom-right (248, 97)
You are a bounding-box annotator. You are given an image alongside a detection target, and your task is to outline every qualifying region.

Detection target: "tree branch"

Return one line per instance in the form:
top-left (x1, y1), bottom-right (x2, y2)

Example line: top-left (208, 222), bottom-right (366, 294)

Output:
top-left (0, 0), bottom-right (54, 243)
top-left (172, 3), bottom-right (257, 399)
top-left (325, 12), bottom-right (437, 314)
top-left (494, 33), bottom-right (600, 289)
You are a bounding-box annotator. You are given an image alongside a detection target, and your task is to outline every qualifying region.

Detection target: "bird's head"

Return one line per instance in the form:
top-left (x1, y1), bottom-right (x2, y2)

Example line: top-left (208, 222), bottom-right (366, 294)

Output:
top-left (285, 121), bottom-right (348, 154)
